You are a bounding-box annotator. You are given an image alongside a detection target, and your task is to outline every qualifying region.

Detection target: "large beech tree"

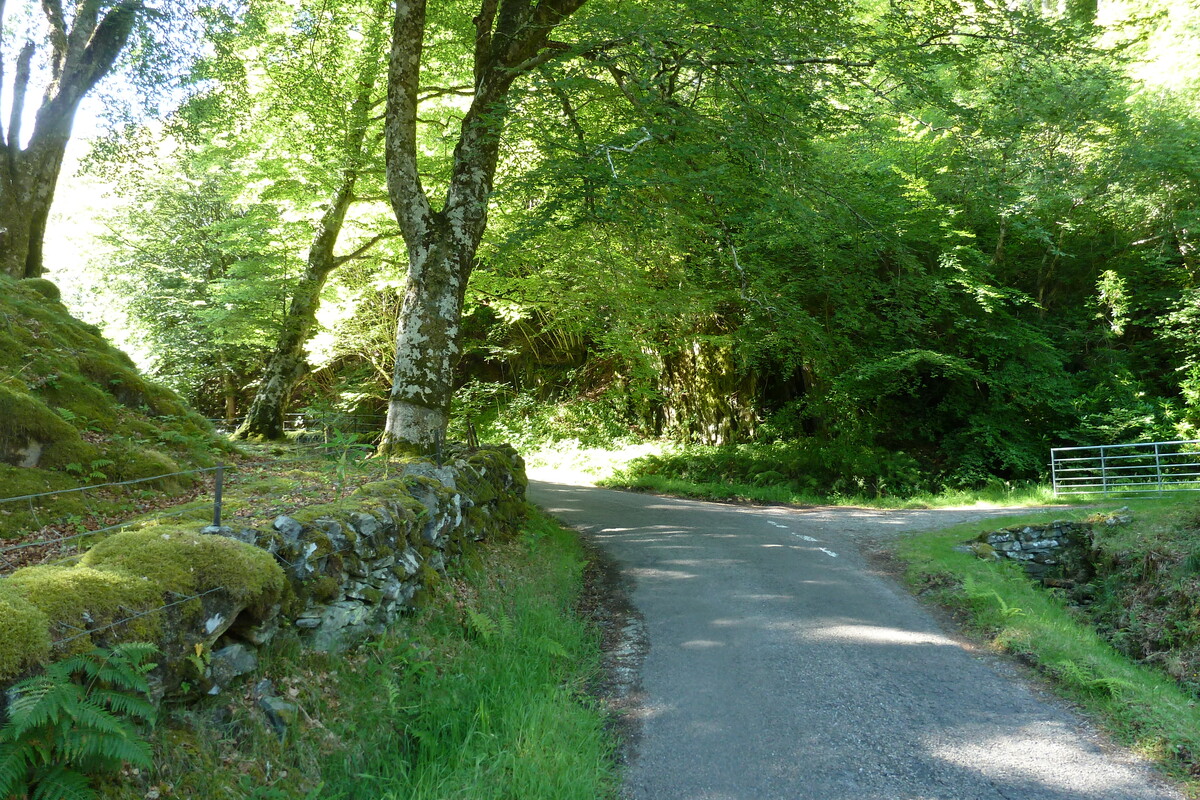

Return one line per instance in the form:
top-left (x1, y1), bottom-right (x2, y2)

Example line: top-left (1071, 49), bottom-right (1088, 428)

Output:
top-left (382, 0), bottom-right (586, 449)
top-left (0, 0), bottom-right (141, 279)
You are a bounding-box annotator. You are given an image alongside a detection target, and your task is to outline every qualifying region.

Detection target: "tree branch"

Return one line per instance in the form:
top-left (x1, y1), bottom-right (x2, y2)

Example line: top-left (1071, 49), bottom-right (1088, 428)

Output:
top-left (40, 0), bottom-right (139, 126)
top-left (64, 0), bottom-right (105, 70)
top-left (418, 85), bottom-right (474, 101)
top-left (7, 42), bottom-right (34, 152)
top-left (40, 0), bottom-right (69, 75)
top-left (0, 0), bottom-right (6, 147)
top-left (384, 0), bottom-right (433, 242)
top-left (918, 29), bottom-right (1049, 56)
top-left (473, 0), bottom-right (498, 91)
top-left (332, 231), bottom-right (402, 266)
top-left (702, 55), bottom-right (875, 70)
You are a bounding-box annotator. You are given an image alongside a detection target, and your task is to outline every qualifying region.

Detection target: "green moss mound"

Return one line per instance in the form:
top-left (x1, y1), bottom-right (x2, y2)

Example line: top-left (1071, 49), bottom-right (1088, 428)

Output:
top-left (82, 527), bottom-right (285, 608)
top-left (0, 526), bottom-right (285, 681)
top-left (0, 588), bottom-right (51, 678)
top-left (18, 277), bottom-right (61, 301)
top-left (0, 274), bottom-right (231, 540)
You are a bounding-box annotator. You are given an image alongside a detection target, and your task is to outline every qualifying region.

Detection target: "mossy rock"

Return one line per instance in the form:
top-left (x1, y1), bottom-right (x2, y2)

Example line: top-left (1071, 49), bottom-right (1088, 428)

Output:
top-left (0, 384), bottom-right (92, 468)
top-left (4, 564), bottom-right (166, 655)
top-left (0, 464), bottom-right (88, 532)
top-left (0, 274), bottom-right (228, 540)
top-left (18, 277), bottom-right (61, 302)
top-left (81, 527), bottom-right (285, 611)
top-left (110, 444), bottom-right (192, 492)
top-left (0, 525), bottom-right (286, 684)
top-left (0, 588), bottom-right (51, 680)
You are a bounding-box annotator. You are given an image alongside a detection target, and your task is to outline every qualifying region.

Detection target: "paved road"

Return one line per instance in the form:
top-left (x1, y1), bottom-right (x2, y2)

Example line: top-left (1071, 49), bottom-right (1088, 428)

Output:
top-left (529, 481), bottom-right (1184, 800)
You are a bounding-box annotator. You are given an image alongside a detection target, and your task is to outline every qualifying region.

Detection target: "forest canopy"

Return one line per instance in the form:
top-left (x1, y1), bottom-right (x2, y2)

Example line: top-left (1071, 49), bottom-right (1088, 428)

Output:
top-left (19, 0), bottom-right (1200, 491)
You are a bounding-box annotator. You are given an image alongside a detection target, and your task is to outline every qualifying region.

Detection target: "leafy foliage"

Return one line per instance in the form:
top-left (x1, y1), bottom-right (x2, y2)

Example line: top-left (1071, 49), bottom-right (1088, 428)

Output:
top-left (67, 0), bottom-right (1200, 487)
top-left (0, 643), bottom-right (157, 800)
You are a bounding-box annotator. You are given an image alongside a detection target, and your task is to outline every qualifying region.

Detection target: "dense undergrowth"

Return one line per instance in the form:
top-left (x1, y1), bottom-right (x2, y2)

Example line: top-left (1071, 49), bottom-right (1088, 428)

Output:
top-left (93, 510), bottom-right (615, 800)
top-left (599, 440), bottom-right (1062, 508)
top-left (896, 496), bottom-right (1200, 788)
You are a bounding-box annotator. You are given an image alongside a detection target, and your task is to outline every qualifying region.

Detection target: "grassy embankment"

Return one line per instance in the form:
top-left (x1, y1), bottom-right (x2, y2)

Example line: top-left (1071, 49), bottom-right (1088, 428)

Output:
top-left (896, 494), bottom-right (1200, 789)
top-left (98, 509), bottom-right (616, 799)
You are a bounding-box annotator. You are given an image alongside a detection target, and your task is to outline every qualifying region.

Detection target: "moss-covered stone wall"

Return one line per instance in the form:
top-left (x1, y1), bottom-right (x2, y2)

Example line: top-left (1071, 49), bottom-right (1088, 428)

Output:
top-left (0, 446), bottom-right (527, 700)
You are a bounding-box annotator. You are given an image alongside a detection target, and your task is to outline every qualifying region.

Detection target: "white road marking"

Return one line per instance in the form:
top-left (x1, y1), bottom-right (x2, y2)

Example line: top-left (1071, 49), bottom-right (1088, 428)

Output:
top-left (764, 518), bottom-right (834, 555)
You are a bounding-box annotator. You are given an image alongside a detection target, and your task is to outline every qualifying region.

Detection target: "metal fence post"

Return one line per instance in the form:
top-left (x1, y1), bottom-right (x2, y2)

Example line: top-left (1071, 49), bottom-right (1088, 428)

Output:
top-left (213, 464), bottom-right (225, 527)
top-left (1155, 442), bottom-right (1163, 493)
top-left (1100, 446), bottom-right (1109, 497)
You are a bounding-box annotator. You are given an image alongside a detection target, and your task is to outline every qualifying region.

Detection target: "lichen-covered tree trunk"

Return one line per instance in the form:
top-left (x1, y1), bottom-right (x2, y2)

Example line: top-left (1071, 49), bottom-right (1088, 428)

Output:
top-left (384, 222), bottom-right (473, 447)
top-left (382, 0), bottom-right (587, 450)
top-left (232, 175), bottom-right (360, 441)
top-left (233, 6), bottom-right (389, 441)
top-left (0, 1), bottom-right (139, 279)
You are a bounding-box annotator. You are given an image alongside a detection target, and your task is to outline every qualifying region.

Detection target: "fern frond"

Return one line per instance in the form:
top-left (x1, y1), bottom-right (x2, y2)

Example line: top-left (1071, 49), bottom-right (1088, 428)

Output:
top-left (496, 610), bottom-right (514, 638)
top-left (110, 642), bottom-right (158, 667)
top-left (28, 764), bottom-right (96, 800)
top-left (0, 742), bottom-right (32, 797)
top-left (5, 682), bottom-right (82, 739)
top-left (90, 689), bottom-right (155, 723)
top-left (68, 730), bottom-right (152, 772)
top-left (535, 636), bottom-right (569, 659)
top-left (65, 700), bottom-right (130, 739)
top-left (466, 610), bottom-right (498, 642)
top-left (0, 643), bottom-right (160, 799)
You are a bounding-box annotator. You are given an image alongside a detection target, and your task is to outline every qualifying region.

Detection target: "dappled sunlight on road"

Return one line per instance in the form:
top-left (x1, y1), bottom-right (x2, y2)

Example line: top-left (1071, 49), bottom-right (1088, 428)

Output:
top-left (627, 567), bottom-right (699, 580)
top-left (928, 724), bottom-right (1160, 797)
top-left (804, 622), bottom-right (960, 648)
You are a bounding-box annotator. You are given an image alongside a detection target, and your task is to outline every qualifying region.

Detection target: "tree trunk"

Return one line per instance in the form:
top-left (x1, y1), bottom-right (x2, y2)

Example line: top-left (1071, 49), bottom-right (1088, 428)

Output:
top-left (222, 370), bottom-right (238, 424)
top-left (383, 222), bottom-right (472, 448)
top-left (233, 4), bottom-right (389, 441)
top-left (381, 0), bottom-right (587, 450)
top-left (232, 239), bottom-right (341, 440)
top-left (0, 2), bottom-right (139, 279)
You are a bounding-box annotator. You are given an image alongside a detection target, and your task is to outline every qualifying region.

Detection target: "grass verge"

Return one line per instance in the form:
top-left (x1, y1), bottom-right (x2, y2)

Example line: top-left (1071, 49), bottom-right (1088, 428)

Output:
top-left (893, 499), bottom-right (1200, 790)
top-left (99, 509), bottom-right (617, 800)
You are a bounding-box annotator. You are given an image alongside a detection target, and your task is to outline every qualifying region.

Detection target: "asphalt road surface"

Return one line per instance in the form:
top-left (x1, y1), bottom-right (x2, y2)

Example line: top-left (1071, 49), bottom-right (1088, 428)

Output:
top-left (529, 481), bottom-right (1185, 800)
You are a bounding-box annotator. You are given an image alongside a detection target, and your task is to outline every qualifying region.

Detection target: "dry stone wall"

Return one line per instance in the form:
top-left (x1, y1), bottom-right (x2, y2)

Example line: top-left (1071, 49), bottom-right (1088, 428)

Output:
top-left (0, 445), bottom-right (527, 706)
top-left (964, 509), bottom-right (1132, 585)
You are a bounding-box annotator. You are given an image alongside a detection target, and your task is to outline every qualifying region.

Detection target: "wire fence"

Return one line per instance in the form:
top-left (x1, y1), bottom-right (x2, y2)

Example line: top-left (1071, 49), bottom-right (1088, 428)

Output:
top-left (206, 412), bottom-right (388, 439)
top-left (0, 466), bottom-right (229, 573)
top-left (0, 436), bottom-right (404, 575)
top-left (0, 420), bottom-right (486, 654)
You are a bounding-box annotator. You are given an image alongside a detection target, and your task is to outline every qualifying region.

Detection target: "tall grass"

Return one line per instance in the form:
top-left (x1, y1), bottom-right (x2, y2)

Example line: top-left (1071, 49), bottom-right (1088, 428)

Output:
top-left (97, 511), bottom-right (616, 800)
top-left (317, 511), bottom-right (615, 799)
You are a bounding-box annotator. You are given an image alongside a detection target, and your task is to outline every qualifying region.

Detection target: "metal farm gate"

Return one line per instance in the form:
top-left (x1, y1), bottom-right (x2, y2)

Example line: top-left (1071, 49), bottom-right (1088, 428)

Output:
top-left (1050, 440), bottom-right (1200, 496)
